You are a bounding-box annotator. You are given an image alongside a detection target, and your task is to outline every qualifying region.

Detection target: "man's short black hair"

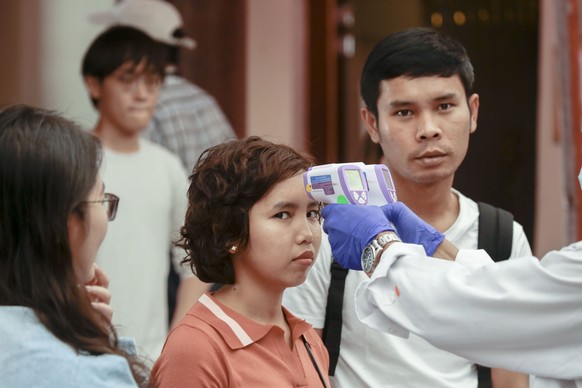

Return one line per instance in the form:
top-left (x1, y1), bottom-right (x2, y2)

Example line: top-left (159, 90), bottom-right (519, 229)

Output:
top-left (81, 26), bottom-right (167, 107)
top-left (360, 27), bottom-right (475, 119)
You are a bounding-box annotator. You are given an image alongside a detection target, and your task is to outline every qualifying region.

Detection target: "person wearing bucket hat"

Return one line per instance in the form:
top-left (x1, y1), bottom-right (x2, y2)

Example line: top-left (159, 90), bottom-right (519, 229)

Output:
top-left (319, 167), bottom-right (582, 387)
top-left (90, 0), bottom-right (236, 172)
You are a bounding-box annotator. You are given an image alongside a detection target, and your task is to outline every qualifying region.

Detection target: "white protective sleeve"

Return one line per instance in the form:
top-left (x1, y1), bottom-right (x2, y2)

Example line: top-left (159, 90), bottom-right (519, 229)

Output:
top-left (355, 241), bottom-right (582, 381)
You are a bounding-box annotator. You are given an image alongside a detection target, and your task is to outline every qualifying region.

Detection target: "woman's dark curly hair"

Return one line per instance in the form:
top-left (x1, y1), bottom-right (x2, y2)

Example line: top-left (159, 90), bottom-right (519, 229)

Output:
top-left (179, 136), bottom-right (316, 284)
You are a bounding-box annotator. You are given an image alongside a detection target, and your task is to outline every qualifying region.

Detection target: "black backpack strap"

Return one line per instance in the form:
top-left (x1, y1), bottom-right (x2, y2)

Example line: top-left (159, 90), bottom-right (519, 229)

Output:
top-left (322, 261), bottom-right (349, 376)
top-left (476, 201), bottom-right (514, 388)
top-left (477, 201), bottom-right (514, 262)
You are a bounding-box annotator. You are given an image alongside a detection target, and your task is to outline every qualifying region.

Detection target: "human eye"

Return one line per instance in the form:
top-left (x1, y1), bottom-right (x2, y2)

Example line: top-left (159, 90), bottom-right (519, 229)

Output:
top-left (117, 73), bottom-right (136, 84)
top-left (274, 211), bottom-right (291, 220)
top-left (394, 109), bottom-right (413, 118)
top-left (145, 74), bottom-right (161, 88)
top-left (307, 208), bottom-right (321, 220)
top-left (437, 102), bottom-right (454, 111)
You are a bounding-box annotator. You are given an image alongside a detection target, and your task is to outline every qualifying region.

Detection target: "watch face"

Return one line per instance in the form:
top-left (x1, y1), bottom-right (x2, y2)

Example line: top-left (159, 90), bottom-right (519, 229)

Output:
top-left (361, 246), bottom-right (375, 272)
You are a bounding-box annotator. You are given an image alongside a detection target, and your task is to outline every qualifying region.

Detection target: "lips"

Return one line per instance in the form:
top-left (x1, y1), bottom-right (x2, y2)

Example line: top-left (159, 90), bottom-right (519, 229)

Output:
top-left (128, 107), bottom-right (151, 113)
top-left (292, 251), bottom-right (315, 268)
top-left (415, 150), bottom-right (447, 167)
top-left (293, 251), bottom-right (315, 262)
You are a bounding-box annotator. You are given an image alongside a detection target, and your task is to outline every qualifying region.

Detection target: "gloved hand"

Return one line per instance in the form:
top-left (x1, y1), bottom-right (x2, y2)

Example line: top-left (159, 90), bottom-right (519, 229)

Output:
top-left (381, 202), bottom-right (444, 256)
top-left (322, 204), bottom-right (396, 270)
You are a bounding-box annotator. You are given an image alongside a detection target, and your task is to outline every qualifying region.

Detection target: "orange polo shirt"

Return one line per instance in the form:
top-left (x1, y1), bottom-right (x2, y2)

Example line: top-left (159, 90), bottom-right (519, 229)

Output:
top-left (151, 293), bottom-right (330, 387)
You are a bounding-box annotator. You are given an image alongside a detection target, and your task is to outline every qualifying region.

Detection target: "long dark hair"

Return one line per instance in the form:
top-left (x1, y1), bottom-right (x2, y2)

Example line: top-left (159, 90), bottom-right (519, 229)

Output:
top-left (0, 105), bottom-right (147, 384)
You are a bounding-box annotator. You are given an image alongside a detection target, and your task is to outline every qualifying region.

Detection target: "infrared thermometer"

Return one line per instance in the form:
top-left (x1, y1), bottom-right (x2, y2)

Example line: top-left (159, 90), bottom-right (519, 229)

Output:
top-left (304, 162), bottom-right (397, 205)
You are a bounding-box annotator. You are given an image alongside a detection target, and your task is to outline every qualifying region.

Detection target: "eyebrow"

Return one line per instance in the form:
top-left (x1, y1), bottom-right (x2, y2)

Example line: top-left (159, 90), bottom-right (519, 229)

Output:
top-left (388, 100), bottom-right (415, 109)
top-left (434, 92), bottom-right (458, 101)
top-left (271, 200), bottom-right (319, 211)
top-left (388, 92), bottom-right (459, 109)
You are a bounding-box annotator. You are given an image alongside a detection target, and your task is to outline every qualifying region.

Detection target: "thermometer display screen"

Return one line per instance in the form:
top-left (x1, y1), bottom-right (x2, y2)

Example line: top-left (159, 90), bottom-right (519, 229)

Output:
top-left (345, 169), bottom-right (364, 191)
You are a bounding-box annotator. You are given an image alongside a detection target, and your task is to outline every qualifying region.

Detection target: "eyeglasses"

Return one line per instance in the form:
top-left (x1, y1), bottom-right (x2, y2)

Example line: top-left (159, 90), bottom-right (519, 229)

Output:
top-left (114, 72), bottom-right (162, 93)
top-left (82, 193), bottom-right (120, 221)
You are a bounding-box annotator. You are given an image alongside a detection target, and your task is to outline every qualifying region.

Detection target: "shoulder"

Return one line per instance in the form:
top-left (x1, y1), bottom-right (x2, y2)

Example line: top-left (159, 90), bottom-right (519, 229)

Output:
top-left (167, 319), bottom-right (222, 352)
top-left (454, 190), bottom-right (532, 257)
top-left (0, 307), bottom-right (79, 360)
top-left (162, 302), bottom-right (228, 358)
top-left (158, 75), bottom-right (213, 102)
top-left (443, 189), bottom-right (479, 247)
top-left (0, 308), bottom-right (136, 387)
top-left (69, 353), bottom-right (137, 387)
top-left (152, 316), bottom-right (228, 387)
top-left (453, 189), bottom-right (479, 215)
top-left (139, 139), bottom-right (187, 173)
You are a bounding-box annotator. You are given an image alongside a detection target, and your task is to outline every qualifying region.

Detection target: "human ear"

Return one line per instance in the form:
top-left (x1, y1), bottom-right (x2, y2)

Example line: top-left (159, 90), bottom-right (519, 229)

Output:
top-left (361, 107), bottom-right (381, 143)
top-left (468, 93), bottom-right (480, 134)
top-left (84, 76), bottom-right (102, 100)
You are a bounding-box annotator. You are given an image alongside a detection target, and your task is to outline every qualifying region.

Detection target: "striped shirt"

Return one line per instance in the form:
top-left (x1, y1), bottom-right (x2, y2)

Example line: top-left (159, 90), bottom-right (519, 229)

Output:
top-left (143, 75), bottom-right (236, 172)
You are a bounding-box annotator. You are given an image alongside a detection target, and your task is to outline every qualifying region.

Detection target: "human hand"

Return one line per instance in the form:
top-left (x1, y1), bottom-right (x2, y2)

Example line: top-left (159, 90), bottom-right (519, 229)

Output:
top-left (321, 204), bottom-right (396, 270)
top-left (85, 264), bottom-right (113, 325)
top-left (381, 202), bottom-right (444, 256)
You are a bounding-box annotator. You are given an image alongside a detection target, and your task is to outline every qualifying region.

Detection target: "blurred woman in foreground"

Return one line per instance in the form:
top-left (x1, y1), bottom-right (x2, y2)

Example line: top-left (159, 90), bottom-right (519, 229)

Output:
top-left (0, 105), bottom-right (146, 387)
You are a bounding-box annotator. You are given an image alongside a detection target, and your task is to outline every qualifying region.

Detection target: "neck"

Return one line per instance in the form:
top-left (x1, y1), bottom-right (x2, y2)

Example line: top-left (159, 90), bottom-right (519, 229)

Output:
top-left (214, 281), bottom-right (285, 326)
top-left (393, 175), bottom-right (459, 233)
top-left (93, 120), bottom-right (140, 153)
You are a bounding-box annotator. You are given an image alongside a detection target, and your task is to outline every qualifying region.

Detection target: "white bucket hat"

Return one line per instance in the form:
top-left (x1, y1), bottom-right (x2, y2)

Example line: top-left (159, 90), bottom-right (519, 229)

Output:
top-left (89, 0), bottom-right (196, 49)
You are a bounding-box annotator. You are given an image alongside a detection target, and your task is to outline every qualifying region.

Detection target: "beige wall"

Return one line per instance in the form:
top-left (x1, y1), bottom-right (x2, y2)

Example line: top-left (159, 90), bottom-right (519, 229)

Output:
top-left (246, 0), bottom-right (306, 149)
top-left (0, 0), bottom-right (114, 129)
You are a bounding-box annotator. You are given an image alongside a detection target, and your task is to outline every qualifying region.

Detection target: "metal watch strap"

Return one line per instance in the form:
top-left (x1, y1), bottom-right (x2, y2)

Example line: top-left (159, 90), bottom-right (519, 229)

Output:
top-left (365, 233), bottom-right (400, 275)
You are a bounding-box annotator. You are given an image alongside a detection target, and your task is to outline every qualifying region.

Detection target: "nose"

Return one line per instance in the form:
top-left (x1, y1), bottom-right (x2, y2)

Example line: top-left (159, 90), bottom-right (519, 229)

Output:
top-left (416, 112), bottom-right (442, 141)
top-left (296, 217), bottom-right (315, 245)
top-left (132, 78), bottom-right (150, 99)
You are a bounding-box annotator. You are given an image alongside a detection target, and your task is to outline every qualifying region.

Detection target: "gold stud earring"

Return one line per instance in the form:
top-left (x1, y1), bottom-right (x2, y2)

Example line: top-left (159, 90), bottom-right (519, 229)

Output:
top-left (228, 245), bottom-right (238, 254)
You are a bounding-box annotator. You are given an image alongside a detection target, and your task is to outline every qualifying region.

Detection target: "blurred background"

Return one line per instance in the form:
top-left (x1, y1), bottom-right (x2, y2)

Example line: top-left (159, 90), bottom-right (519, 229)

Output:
top-left (0, 0), bottom-right (580, 258)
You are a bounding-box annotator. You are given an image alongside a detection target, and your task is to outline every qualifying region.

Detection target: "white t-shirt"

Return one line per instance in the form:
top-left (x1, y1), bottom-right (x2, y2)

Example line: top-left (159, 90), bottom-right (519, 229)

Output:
top-left (283, 190), bottom-right (532, 387)
top-left (97, 139), bottom-right (188, 363)
top-left (356, 242), bottom-right (582, 388)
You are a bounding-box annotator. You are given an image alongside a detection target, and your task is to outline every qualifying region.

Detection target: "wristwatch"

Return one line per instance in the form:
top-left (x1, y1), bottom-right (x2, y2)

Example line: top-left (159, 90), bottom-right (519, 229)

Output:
top-left (361, 232), bottom-right (401, 274)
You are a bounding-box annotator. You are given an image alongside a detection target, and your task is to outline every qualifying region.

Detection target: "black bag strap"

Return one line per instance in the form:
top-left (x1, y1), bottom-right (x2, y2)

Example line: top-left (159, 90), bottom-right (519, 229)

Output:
top-left (477, 202), bottom-right (514, 262)
top-left (476, 201), bottom-right (514, 388)
top-left (322, 260), bottom-right (349, 376)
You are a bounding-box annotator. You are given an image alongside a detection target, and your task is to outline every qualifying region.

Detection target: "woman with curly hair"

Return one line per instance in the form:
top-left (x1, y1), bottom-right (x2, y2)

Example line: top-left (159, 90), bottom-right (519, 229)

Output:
top-left (151, 136), bottom-right (330, 387)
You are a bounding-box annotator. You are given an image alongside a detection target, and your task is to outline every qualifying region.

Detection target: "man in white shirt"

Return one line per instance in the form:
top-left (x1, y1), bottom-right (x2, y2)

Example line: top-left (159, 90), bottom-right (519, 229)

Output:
top-left (284, 27), bottom-right (531, 388)
top-left (81, 25), bottom-right (207, 363)
top-left (320, 199), bottom-right (582, 388)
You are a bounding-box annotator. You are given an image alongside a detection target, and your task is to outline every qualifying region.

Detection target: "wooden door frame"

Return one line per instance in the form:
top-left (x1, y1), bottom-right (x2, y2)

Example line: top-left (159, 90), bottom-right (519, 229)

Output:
top-left (306, 0), bottom-right (339, 163)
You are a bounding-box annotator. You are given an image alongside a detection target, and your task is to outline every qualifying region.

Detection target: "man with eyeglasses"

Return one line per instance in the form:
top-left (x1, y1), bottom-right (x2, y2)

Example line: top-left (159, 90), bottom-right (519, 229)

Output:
top-left (89, 0), bottom-right (232, 327)
top-left (81, 25), bottom-right (208, 365)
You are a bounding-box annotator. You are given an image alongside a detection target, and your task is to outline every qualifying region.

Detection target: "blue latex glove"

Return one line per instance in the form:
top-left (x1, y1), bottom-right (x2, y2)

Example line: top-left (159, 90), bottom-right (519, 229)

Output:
top-left (321, 204), bottom-right (396, 270)
top-left (381, 202), bottom-right (444, 256)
